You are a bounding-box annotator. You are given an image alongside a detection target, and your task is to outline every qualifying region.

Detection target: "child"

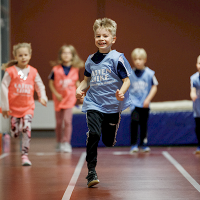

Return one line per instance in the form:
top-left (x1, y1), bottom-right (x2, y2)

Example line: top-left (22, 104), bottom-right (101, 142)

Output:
top-left (190, 55), bottom-right (200, 154)
top-left (49, 45), bottom-right (84, 153)
top-left (129, 48), bottom-right (158, 153)
top-left (76, 18), bottom-right (132, 188)
top-left (1, 43), bottom-right (48, 166)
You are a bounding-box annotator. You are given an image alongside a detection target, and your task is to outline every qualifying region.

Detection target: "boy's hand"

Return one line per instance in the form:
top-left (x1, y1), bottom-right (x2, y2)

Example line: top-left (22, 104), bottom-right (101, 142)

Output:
top-left (55, 93), bottom-right (63, 101)
top-left (115, 89), bottom-right (125, 101)
top-left (40, 98), bottom-right (47, 106)
top-left (191, 93), bottom-right (198, 102)
top-left (143, 99), bottom-right (150, 108)
top-left (2, 111), bottom-right (9, 118)
top-left (76, 88), bottom-right (85, 99)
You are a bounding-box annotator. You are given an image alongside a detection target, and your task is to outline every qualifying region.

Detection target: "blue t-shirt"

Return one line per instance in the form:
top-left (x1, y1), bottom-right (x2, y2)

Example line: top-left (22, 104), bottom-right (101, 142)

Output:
top-left (129, 67), bottom-right (156, 111)
top-left (190, 72), bottom-right (200, 117)
top-left (82, 50), bottom-right (132, 113)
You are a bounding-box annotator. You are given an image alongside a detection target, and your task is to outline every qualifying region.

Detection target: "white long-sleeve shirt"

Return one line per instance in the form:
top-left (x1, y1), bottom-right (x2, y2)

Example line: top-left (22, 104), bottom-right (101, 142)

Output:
top-left (1, 66), bottom-right (48, 111)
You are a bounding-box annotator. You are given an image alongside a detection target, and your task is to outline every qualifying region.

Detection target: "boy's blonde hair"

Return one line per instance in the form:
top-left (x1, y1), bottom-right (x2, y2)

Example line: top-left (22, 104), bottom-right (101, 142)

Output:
top-left (93, 18), bottom-right (117, 36)
top-left (50, 44), bottom-right (84, 68)
top-left (131, 48), bottom-right (147, 60)
top-left (2, 43), bottom-right (32, 70)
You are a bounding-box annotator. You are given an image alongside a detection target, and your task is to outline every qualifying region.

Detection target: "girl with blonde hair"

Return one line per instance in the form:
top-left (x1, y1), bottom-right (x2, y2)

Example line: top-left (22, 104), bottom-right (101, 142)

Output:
top-left (1, 42), bottom-right (48, 166)
top-left (49, 44), bottom-right (84, 153)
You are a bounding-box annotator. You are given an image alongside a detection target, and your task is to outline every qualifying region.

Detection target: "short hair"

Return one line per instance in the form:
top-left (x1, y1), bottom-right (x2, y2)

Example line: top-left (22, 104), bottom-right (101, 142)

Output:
top-left (13, 43), bottom-right (32, 57)
top-left (93, 18), bottom-right (117, 36)
top-left (131, 48), bottom-right (147, 60)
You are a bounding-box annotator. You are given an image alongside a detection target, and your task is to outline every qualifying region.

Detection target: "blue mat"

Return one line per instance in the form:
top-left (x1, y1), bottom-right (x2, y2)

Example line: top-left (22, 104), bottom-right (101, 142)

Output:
top-left (71, 111), bottom-right (197, 147)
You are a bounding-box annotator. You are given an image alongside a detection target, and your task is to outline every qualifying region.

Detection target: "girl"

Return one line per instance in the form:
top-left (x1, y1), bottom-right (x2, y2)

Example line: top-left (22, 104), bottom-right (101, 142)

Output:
top-left (1, 43), bottom-right (48, 166)
top-left (49, 44), bottom-right (84, 153)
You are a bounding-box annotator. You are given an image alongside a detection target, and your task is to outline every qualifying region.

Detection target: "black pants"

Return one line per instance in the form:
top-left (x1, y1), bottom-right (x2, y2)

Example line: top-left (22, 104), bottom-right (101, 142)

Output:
top-left (130, 107), bottom-right (150, 146)
top-left (195, 117), bottom-right (200, 146)
top-left (86, 110), bottom-right (120, 171)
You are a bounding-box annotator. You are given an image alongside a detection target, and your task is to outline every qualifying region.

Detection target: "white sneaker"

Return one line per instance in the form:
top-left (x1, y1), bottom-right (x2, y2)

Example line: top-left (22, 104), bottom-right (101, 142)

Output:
top-left (56, 142), bottom-right (62, 152)
top-left (62, 142), bottom-right (72, 153)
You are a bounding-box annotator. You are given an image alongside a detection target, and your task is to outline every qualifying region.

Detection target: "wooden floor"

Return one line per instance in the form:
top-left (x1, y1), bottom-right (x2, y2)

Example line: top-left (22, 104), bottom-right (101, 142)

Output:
top-left (1, 137), bottom-right (200, 200)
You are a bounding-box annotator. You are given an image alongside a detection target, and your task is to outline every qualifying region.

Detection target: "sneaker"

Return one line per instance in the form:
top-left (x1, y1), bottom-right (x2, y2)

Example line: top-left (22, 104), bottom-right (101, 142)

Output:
top-left (86, 171), bottom-right (100, 188)
top-left (56, 142), bottom-right (62, 152)
top-left (141, 146), bottom-right (151, 152)
top-left (62, 142), bottom-right (72, 153)
top-left (195, 147), bottom-right (200, 154)
top-left (130, 145), bottom-right (139, 153)
top-left (21, 155), bottom-right (32, 166)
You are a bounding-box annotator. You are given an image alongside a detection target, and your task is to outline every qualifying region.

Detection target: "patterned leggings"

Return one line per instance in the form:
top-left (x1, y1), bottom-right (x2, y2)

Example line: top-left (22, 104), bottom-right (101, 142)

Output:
top-left (10, 114), bottom-right (32, 155)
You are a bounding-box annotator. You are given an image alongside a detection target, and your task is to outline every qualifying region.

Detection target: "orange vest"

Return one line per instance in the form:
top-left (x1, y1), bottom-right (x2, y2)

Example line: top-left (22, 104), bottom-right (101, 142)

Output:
top-left (52, 65), bottom-right (79, 111)
top-left (6, 65), bottom-right (37, 117)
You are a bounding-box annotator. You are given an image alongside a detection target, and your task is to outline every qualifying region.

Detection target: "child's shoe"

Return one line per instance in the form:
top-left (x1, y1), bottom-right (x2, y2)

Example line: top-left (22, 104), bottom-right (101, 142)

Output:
top-left (141, 146), bottom-right (151, 152)
top-left (21, 155), bottom-right (32, 166)
top-left (130, 145), bottom-right (139, 153)
top-left (56, 142), bottom-right (62, 152)
top-left (86, 171), bottom-right (100, 188)
top-left (195, 146), bottom-right (200, 154)
top-left (62, 142), bottom-right (72, 153)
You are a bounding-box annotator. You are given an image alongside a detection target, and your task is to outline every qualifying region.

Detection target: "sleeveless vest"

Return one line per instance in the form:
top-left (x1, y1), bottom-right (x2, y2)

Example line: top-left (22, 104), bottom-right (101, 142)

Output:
top-left (6, 65), bottom-right (37, 117)
top-left (52, 65), bottom-right (79, 111)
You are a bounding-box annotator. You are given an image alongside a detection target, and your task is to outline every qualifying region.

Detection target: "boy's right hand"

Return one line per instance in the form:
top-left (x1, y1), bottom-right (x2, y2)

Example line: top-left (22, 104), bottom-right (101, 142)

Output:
top-left (56, 93), bottom-right (63, 101)
top-left (191, 93), bottom-right (197, 102)
top-left (2, 111), bottom-right (9, 118)
top-left (76, 88), bottom-right (85, 99)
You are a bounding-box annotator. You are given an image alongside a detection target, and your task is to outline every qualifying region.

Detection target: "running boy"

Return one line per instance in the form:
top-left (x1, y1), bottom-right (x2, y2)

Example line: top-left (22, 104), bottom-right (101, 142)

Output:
top-left (129, 48), bottom-right (158, 153)
top-left (190, 55), bottom-right (200, 154)
top-left (76, 18), bottom-right (132, 187)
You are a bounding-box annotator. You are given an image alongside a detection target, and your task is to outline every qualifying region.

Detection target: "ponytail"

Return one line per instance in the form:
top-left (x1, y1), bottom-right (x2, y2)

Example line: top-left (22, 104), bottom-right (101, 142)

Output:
top-left (1, 60), bottom-right (18, 71)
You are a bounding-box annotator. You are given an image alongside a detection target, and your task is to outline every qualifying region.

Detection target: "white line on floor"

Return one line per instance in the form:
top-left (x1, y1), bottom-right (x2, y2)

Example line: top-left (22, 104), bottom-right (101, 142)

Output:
top-left (0, 153), bottom-right (9, 159)
top-left (35, 152), bottom-right (57, 156)
top-left (62, 152), bottom-right (86, 200)
top-left (162, 151), bottom-right (200, 192)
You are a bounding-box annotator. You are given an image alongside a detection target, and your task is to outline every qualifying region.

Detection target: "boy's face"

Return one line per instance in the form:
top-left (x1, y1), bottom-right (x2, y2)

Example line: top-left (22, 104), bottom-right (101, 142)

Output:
top-left (94, 28), bottom-right (116, 53)
top-left (132, 55), bottom-right (146, 70)
top-left (196, 58), bottom-right (200, 73)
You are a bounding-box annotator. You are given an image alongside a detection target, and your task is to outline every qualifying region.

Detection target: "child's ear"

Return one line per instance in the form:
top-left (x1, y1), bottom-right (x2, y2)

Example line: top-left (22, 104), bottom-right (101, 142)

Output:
top-left (112, 36), bottom-right (117, 44)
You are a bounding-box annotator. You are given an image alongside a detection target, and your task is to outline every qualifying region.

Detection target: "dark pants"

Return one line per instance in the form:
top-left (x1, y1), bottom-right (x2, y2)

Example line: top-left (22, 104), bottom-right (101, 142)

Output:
top-left (195, 117), bottom-right (200, 146)
top-left (130, 107), bottom-right (150, 146)
top-left (86, 110), bottom-right (120, 171)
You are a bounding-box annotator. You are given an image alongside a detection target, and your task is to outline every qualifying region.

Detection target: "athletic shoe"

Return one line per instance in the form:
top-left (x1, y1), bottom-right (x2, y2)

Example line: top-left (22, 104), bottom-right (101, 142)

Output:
top-left (130, 145), bottom-right (139, 153)
top-left (21, 155), bottom-right (32, 166)
top-left (141, 146), bottom-right (151, 152)
top-left (86, 171), bottom-right (100, 188)
top-left (195, 147), bottom-right (200, 154)
top-left (56, 142), bottom-right (62, 152)
top-left (62, 142), bottom-right (72, 153)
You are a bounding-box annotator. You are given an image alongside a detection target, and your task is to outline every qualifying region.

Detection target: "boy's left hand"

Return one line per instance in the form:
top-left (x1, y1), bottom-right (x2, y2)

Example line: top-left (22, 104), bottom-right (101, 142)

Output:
top-left (40, 98), bottom-right (47, 106)
top-left (115, 89), bottom-right (124, 101)
top-left (143, 99), bottom-right (150, 108)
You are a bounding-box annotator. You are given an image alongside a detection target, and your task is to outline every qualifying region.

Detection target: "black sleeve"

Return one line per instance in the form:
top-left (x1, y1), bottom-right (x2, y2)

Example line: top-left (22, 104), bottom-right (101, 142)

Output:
top-left (117, 61), bottom-right (128, 79)
top-left (84, 69), bottom-right (91, 77)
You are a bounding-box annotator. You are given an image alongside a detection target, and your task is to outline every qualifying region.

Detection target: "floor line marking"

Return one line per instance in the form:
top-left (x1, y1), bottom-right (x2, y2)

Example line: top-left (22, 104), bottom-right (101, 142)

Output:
top-left (162, 151), bottom-right (200, 192)
top-left (62, 152), bottom-right (86, 200)
top-left (0, 153), bottom-right (9, 159)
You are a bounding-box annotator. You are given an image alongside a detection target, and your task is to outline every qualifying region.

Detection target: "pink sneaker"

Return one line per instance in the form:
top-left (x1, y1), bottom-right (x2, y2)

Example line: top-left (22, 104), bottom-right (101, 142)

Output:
top-left (21, 155), bottom-right (32, 166)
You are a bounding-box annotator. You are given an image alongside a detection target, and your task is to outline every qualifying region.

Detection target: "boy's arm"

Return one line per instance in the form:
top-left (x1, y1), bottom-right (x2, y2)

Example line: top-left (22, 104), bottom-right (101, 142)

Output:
top-left (115, 77), bottom-right (130, 101)
top-left (143, 85), bottom-right (158, 108)
top-left (190, 87), bottom-right (197, 101)
top-left (76, 76), bottom-right (91, 99)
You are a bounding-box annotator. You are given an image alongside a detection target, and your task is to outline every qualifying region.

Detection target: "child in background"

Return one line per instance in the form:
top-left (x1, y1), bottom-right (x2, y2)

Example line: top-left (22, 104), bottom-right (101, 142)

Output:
top-left (1, 43), bottom-right (48, 166)
top-left (129, 48), bottom-right (158, 153)
top-left (190, 55), bottom-right (200, 154)
top-left (49, 45), bottom-right (84, 153)
top-left (76, 18), bottom-right (132, 188)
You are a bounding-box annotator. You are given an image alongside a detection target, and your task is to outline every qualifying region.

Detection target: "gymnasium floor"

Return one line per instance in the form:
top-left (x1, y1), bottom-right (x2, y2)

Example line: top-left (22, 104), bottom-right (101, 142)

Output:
top-left (1, 136), bottom-right (200, 200)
